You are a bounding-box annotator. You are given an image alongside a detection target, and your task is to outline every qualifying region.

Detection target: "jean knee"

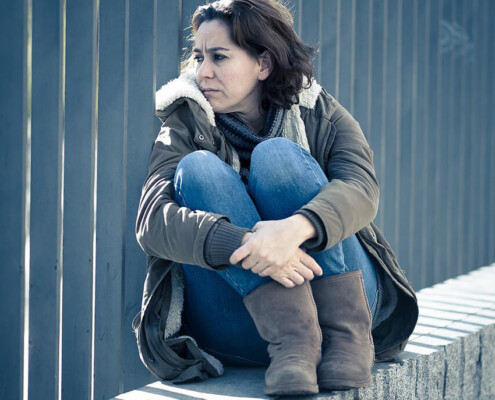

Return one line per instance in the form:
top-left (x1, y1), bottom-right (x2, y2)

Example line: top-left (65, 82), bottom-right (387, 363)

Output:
top-left (176, 150), bottom-right (217, 173)
top-left (175, 150), bottom-right (220, 187)
top-left (251, 137), bottom-right (295, 169)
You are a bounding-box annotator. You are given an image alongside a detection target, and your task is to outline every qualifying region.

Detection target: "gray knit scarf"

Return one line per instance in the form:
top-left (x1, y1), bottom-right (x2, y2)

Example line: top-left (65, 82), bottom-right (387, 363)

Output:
top-left (215, 104), bottom-right (286, 185)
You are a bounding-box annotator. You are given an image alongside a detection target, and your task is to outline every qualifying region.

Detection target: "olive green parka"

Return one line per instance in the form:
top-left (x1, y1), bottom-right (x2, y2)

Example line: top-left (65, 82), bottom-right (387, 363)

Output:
top-left (132, 71), bottom-right (419, 383)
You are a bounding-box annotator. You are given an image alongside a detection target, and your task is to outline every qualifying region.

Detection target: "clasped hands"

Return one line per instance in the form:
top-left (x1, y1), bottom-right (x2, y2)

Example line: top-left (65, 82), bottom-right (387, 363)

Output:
top-left (229, 215), bottom-right (323, 288)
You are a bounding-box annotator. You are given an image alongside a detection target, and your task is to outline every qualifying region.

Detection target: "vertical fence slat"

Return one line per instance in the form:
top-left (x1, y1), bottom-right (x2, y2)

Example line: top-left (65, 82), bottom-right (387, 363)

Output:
top-left (29, 0), bottom-right (62, 398)
top-left (369, 0), bottom-right (386, 230)
top-left (181, 0), bottom-right (205, 54)
top-left (382, 0), bottom-right (400, 254)
top-left (467, 0), bottom-right (479, 272)
top-left (122, 0), bottom-right (156, 391)
top-left (320, 0), bottom-right (338, 95)
top-left (461, 0), bottom-right (473, 275)
top-left (0, 1), bottom-right (27, 399)
top-left (156, 0), bottom-right (181, 85)
top-left (336, 0), bottom-right (353, 110)
top-left (398, 0), bottom-right (414, 284)
top-left (62, 0), bottom-right (97, 397)
top-left (93, 0), bottom-right (127, 398)
top-left (425, 0), bottom-right (440, 285)
top-left (440, 0), bottom-right (453, 281)
top-left (489, 0), bottom-right (495, 264)
top-left (447, 0), bottom-right (460, 279)
top-left (455, 0), bottom-right (466, 277)
top-left (479, 0), bottom-right (489, 267)
top-left (353, 0), bottom-right (371, 138)
top-left (155, 0), bottom-right (181, 137)
top-left (435, 1), bottom-right (451, 280)
top-left (299, 0), bottom-right (321, 82)
top-left (474, 0), bottom-right (483, 269)
top-left (418, 0), bottom-right (430, 288)
top-left (414, 0), bottom-right (427, 289)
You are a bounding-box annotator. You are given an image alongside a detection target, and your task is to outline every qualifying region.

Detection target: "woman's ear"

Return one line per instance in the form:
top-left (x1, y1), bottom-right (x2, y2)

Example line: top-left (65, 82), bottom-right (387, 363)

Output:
top-left (258, 51), bottom-right (273, 81)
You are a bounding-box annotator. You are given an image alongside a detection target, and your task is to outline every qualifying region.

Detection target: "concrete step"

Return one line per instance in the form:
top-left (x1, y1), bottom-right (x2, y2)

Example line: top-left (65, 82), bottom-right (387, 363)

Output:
top-left (113, 264), bottom-right (495, 400)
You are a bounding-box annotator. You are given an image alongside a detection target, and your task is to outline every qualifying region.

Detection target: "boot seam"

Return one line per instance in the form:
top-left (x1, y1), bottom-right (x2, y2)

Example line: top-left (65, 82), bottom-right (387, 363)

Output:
top-left (357, 272), bottom-right (375, 369)
top-left (304, 282), bottom-right (323, 362)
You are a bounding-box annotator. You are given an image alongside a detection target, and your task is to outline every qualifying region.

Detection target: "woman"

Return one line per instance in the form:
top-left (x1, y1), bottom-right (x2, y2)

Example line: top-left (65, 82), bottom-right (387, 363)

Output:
top-left (134, 0), bottom-right (419, 396)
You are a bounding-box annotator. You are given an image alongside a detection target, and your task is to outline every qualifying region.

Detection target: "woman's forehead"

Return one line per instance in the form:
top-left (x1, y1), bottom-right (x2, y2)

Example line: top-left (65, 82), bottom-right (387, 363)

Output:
top-left (193, 20), bottom-right (234, 51)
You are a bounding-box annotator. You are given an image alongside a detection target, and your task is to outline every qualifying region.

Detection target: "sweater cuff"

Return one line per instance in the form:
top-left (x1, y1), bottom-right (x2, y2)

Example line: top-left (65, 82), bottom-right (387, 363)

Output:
top-left (204, 219), bottom-right (251, 268)
top-left (293, 209), bottom-right (327, 252)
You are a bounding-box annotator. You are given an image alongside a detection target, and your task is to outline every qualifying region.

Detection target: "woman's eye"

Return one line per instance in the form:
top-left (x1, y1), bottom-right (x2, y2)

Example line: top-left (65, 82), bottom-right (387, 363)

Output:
top-left (213, 54), bottom-right (226, 61)
top-left (193, 56), bottom-right (204, 63)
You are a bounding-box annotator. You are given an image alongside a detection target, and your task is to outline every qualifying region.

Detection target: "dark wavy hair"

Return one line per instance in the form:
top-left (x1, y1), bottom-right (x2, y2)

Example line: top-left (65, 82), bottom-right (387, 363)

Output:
top-left (183, 0), bottom-right (316, 111)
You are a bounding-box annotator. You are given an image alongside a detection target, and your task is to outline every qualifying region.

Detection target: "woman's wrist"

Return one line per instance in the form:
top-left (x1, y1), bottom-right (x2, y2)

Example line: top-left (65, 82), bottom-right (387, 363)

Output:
top-left (287, 214), bottom-right (317, 244)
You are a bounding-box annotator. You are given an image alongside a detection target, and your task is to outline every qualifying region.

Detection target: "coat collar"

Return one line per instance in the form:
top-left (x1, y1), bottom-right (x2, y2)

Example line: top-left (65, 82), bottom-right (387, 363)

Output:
top-left (155, 69), bottom-right (322, 126)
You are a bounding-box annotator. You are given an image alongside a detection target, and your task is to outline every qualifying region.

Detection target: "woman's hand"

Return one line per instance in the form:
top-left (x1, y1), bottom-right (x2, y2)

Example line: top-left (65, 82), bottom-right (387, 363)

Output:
top-left (229, 217), bottom-right (323, 287)
top-left (258, 247), bottom-right (322, 288)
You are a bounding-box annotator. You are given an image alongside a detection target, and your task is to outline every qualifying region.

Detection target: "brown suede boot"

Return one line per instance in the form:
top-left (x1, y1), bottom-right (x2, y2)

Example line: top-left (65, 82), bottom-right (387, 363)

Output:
top-left (243, 280), bottom-right (322, 396)
top-left (311, 270), bottom-right (374, 390)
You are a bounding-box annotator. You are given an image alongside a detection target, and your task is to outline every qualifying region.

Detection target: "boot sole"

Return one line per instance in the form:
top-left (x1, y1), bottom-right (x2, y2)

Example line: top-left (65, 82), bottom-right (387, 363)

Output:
top-left (265, 383), bottom-right (319, 396)
top-left (319, 376), bottom-right (371, 390)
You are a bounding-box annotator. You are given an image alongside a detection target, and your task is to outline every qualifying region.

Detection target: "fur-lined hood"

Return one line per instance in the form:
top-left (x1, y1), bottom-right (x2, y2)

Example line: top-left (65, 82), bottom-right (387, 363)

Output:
top-left (155, 69), bottom-right (322, 125)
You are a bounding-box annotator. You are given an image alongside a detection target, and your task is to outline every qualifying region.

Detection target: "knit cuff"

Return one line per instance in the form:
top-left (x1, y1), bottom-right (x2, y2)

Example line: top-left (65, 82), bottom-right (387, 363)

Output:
top-left (204, 219), bottom-right (251, 268)
top-left (293, 209), bottom-right (327, 252)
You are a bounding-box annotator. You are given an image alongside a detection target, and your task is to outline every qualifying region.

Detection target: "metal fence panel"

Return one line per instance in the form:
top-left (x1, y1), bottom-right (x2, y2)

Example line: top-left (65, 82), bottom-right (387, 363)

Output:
top-left (398, 0), bottom-right (414, 282)
top-left (28, 0), bottom-right (63, 398)
top-left (467, 0), bottom-right (478, 273)
top-left (122, 0), bottom-right (156, 392)
top-left (368, 0), bottom-right (386, 231)
top-left (300, 0), bottom-right (321, 82)
top-left (382, 0), bottom-right (401, 256)
top-left (320, 0), bottom-right (338, 94)
top-left (61, 0), bottom-right (98, 397)
top-left (93, 1), bottom-right (127, 398)
top-left (489, 0), bottom-right (495, 265)
top-left (353, 0), bottom-right (372, 141)
top-left (412, 0), bottom-right (426, 288)
top-left (0, 1), bottom-right (27, 398)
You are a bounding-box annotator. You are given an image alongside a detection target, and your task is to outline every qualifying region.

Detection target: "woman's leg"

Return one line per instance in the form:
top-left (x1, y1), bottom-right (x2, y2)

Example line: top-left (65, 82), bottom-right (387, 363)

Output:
top-left (248, 137), bottom-right (379, 317)
top-left (173, 150), bottom-right (270, 365)
top-left (248, 138), bottom-right (376, 389)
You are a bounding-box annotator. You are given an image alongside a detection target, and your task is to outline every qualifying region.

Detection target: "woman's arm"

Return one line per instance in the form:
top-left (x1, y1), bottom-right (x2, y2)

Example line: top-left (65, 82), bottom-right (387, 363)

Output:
top-left (296, 91), bottom-right (380, 252)
top-left (135, 103), bottom-right (229, 270)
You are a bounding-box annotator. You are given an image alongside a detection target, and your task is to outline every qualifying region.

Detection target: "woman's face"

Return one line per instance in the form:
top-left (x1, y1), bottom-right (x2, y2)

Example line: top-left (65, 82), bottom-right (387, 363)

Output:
top-left (193, 19), bottom-right (270, 115)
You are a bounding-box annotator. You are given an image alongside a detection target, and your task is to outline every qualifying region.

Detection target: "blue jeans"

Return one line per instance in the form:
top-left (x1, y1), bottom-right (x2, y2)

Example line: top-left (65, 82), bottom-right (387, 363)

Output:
top-left (174, 138), bottom-right (379, 366)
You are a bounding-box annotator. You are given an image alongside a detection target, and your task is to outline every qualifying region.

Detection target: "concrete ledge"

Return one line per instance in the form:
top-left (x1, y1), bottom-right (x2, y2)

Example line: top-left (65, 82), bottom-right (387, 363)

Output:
top-left (113, 264), bottom-right (495, 400)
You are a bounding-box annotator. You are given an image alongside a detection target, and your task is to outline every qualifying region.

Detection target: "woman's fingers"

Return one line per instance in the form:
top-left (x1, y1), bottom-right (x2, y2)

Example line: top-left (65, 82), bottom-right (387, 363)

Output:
top-left (275, 276), bottom-right (295, 288)
top-left (230, 241), bottom-right (253, 265)
top-left (299, 252), bottom-right (323, 276)
top-left (260, 264), bottom-right (310, 286)
top-left (250, 261), bottom-right (270, 274)
top-left (289, 270), bottom-right (306, 285)
top-left (294, 265), bottom-right (314, 281)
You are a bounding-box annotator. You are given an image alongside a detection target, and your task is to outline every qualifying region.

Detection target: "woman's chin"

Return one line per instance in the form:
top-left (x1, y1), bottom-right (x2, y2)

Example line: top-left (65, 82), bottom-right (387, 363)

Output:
top-left (210, 103), bottom-right (228, 114)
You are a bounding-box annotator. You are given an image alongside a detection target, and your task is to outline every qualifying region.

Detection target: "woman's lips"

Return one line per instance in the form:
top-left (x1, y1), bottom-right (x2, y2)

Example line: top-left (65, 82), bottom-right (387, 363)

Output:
top-left (202, 88), bottom-right (219, 94)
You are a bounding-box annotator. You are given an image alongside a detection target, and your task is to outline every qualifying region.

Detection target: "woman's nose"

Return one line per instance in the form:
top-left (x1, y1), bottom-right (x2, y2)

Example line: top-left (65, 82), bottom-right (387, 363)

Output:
top-left (196, 58), bottom-right (214, 80)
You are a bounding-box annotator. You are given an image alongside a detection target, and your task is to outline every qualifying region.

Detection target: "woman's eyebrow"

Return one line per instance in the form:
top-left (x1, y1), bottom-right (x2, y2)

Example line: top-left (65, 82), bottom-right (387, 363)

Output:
top-left (192, 46), bottom-right (230, 54)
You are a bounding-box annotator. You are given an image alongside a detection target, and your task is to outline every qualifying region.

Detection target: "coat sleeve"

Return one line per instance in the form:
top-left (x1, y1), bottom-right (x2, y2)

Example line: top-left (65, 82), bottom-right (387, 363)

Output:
top-left (135, 103), bottom-right (229, 270)
top-left (297, 91), bottom-right (380, 252)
